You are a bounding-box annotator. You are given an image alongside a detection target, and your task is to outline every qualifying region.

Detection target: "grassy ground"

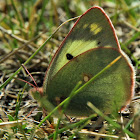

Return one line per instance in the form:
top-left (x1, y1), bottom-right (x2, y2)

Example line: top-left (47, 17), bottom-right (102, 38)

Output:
top-left (0, 0), bottom-right (140, 139)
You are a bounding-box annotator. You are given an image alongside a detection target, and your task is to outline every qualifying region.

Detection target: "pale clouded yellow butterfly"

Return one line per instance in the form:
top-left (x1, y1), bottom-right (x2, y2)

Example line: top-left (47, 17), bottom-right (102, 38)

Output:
top-left (32, 6), bottom-right (135, 117)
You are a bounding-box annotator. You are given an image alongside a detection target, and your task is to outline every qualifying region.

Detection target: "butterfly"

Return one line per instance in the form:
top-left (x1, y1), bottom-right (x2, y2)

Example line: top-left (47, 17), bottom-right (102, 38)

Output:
top-left (32, 6), bottom-right (135, 117)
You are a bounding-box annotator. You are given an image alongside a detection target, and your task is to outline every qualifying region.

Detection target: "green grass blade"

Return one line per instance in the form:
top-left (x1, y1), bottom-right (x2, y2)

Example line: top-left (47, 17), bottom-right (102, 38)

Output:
top-left (87, 102), bottom-right (136, 138)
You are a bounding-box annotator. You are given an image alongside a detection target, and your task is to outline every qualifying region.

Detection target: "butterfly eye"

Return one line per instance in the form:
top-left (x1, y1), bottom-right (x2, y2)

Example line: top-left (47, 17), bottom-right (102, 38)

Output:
top-left (66, 53), bottom-right (74, 60)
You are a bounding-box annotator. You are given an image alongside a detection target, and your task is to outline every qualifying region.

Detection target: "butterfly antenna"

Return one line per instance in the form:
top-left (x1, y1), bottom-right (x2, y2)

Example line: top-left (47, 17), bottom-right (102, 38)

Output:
top-left (15, 77), bottom-right (37, 89)
top-left (21, 64), bottom-right (38, 88)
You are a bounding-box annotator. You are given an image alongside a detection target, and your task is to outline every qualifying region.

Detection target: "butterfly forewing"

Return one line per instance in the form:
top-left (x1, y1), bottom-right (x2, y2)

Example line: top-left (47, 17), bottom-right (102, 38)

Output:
top-left (45, 6), bottom-right (120, 83)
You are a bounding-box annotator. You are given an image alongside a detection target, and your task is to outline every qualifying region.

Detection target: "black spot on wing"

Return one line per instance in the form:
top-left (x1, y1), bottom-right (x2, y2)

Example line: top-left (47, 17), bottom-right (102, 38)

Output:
top-left (66, 53), bottom-right (74, 60)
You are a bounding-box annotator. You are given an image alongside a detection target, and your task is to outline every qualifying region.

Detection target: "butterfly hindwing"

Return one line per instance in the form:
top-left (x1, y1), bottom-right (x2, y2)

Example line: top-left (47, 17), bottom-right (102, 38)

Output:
top-left (45, 48), bottom-right (133, 116)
